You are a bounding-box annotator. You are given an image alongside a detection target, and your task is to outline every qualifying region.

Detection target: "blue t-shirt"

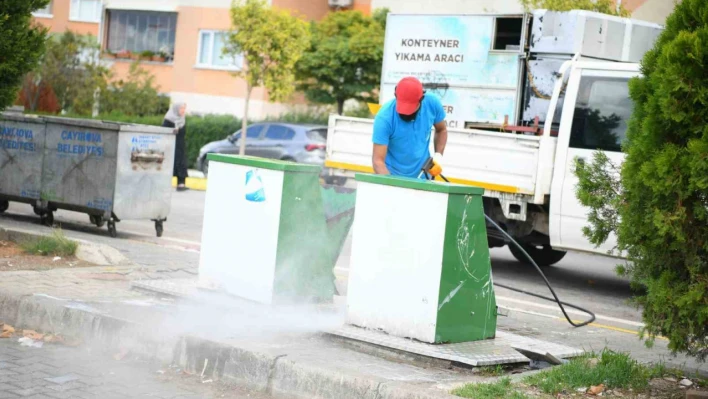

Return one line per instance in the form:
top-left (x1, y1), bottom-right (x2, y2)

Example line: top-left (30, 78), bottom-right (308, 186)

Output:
top-left (372, 94), bottom-right (446, 178)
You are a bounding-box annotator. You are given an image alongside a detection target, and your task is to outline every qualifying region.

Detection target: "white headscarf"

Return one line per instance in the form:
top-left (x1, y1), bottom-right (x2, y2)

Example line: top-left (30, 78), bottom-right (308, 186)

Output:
top-left (164, 102), bottom-right (186, 129)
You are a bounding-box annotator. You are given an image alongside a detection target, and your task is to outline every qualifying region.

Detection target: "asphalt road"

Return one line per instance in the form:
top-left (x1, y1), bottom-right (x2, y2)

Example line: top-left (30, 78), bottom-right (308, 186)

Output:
top-left (1, 189), bottom-right (706, 376)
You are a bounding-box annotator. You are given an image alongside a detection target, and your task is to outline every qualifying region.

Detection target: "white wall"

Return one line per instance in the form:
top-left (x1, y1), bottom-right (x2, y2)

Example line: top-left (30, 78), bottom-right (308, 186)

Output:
top-left (169, 91), bottom-right (311, 119)
top-left (103, 0), bottom-right (270, 11)
top-left (370, 0), bottom-right (524, 14)
top-left (631, 0), bottom-right (676, 25)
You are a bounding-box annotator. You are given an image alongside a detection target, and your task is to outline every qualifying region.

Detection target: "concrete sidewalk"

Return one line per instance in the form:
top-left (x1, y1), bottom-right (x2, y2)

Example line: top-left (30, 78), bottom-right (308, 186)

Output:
top-left (0, 231), bottom-right (489, 399)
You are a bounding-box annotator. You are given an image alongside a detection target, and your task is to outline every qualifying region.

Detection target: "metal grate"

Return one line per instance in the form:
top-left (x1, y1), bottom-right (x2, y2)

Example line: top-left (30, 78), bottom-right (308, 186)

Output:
top-left (328, 324), bottom-right (584, 367)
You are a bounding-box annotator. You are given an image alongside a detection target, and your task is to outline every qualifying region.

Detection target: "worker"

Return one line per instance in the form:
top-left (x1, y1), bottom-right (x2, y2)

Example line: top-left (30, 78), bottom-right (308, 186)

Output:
top-left (372, 76), bottom-right (448, 178)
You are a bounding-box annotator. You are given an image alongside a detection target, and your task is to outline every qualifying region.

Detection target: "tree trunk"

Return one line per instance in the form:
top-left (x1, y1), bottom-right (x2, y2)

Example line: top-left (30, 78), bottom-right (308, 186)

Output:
top-left (239, 85), bottom-right (252, 156)
top-left (337, 98), bottom-right (345, 115)
top-left (29, 81), bottom-right (41, 112)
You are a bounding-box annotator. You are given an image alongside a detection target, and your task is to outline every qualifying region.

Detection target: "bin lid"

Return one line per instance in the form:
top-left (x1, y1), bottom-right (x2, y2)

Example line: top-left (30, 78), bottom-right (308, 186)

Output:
top-left (42, 116), bottom-right (121, 131)
top-left (0, 112), bottom-right (46, 124)
top-left (119, 124), bottom-right (174, 135)
top-left (355, 173), bottom-right (485, 195)
top-left (207, 153), bottom-right (322, 173)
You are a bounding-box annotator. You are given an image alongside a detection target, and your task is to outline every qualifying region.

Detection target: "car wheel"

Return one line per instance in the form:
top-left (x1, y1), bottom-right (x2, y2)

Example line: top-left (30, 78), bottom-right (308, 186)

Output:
top-left (508, 242), bottom-right (567, 267)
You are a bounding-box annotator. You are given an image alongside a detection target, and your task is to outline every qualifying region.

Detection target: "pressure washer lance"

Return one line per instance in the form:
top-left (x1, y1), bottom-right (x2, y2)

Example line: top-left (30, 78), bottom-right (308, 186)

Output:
top-left (419, 159), bottom-right (596, 328)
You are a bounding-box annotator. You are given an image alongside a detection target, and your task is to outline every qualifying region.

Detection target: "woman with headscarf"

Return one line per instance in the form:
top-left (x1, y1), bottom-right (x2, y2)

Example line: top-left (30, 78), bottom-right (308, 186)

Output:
top-left (163, 102), bottom-right (189, 192)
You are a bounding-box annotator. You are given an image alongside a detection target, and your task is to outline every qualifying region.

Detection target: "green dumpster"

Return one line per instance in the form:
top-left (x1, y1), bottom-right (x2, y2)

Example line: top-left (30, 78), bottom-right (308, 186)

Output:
top-left (199, 154), bottom-right (355, 305)
top-left (346, 173), bottom-right (497, 344)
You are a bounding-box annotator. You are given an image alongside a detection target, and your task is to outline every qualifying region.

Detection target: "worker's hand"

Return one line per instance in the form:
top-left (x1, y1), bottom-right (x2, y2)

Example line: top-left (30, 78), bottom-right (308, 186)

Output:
top-left (429, 152), bottom-right (444, 177)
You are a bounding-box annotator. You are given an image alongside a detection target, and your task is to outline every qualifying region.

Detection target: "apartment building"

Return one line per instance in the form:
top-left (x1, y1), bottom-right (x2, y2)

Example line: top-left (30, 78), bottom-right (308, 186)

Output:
top-left (32, 0), bottom-right (373, 118)
top-left (32, 0), bottom-right (674, 117)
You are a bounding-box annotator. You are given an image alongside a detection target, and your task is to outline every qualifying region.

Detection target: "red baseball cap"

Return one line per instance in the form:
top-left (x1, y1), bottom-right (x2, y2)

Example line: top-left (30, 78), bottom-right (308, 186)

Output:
top-left (395, 77), bottom-right (424, 115)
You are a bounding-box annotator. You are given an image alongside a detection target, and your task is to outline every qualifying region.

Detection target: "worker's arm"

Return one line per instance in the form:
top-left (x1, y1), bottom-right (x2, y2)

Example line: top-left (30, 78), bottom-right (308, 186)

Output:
top-left (372, 144), bottom-right (390, 175)
top-left (372, 113), bottom-right (392, 175)
top-left (433, 121), bottom-right (448, 155)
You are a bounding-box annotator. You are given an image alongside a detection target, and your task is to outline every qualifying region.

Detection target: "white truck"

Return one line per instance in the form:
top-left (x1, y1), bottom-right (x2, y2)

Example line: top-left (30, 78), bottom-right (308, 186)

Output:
top-left (324, 10), bottom-right (663, 265)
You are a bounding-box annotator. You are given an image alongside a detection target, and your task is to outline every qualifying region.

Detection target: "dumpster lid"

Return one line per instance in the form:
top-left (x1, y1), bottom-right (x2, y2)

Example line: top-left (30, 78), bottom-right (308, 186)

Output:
top-left (0, 112), bottom-right (46, 123)
top-left (119, 124), bottom-right (175, 135)
top-left (355, 173), bottom-right (485, 195)
top-left (42, 116), bottom-right (121, 130)
top-left (207, 153), bottom-right (322, 173)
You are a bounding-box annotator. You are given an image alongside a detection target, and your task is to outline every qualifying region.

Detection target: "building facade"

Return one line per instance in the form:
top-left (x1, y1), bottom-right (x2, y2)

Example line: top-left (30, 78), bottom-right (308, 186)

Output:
top-left (32, 0), bottom-right (675, 117)
top-left (33, 0), bottom-right (373, 118)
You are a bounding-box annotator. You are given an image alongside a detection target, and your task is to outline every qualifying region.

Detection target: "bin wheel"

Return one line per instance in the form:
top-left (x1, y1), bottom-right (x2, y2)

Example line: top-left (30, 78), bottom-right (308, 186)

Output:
top-left (90, 215), bottom-right (106, 228)
top-left (0, 200), bottom-right (8, 214)
top-left (41, 211), bottom-right (54, 227)
top-left (107, 221), bottom-right (117, 238)
top-left (155, 221), bottom-right (164, 237)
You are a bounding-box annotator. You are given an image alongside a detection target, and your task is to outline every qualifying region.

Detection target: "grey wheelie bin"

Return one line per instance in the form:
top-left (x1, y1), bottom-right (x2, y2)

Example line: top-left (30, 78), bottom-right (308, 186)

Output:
top-left (38, 116), bottom-right (176, 237)
top-left (0, 113), bottom-right (47, 214)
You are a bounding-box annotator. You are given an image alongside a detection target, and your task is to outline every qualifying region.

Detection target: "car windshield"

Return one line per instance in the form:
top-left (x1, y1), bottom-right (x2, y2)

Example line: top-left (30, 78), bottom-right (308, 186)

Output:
top-left (306, 129), bottom-right (327, 143)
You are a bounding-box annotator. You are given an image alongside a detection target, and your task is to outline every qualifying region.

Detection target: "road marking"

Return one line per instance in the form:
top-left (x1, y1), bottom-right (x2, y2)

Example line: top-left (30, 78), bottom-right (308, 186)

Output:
top-left (496, 294), bottom-right (645, 328)
top-left (566, 319), bottom-right (669, 341)
top-left (499, 305), bottom-right (668, 340)
top-left (172, 176), bottom-right (207, 191)
top-left (498, 305), bottom-right (558, 319)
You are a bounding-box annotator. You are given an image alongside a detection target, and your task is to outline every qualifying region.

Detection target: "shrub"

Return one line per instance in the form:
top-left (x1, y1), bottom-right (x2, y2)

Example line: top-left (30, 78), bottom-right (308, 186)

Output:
top-left (574, 0), bottom-right (708, 360)
top-left (185, 114), bottom-right (242, 168)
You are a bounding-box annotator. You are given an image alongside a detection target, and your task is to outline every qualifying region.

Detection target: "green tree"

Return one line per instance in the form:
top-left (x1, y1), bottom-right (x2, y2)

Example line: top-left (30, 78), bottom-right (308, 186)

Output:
top-left (372, 7), bottom-right (389, 30)
top-left (575, 0), bottom-right (708, 360)
top-left (0, 0), bottom-right (49, 109)
top-left (23, 31), bottom-right (109, 115)
top-left (520, 0), bottom-right (630, 16)
top-left (224, 0), bottom-right (310, 156)
top-left (296, 10), bottom-right (386, 115)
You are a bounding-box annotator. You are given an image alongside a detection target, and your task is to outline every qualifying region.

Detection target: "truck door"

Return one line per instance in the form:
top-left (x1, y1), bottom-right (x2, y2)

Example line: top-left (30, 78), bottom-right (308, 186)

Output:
top-left (550, 66), bottom-right (639, 254)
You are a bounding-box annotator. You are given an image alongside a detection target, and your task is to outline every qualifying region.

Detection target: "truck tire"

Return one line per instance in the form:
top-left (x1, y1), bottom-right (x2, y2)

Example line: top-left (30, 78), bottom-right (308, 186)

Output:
top-left (201, 158), bottom-right (209, 177)
top-left (509, 243), bottom-right (567, 267)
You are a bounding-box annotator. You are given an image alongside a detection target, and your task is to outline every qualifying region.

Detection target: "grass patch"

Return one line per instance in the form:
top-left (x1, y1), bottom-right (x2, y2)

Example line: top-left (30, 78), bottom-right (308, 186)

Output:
top-left (523, 349), bottom-right (664, 395)
top-left (20, 229), bottom-right (78, 257)
top-left (478, 364), bottom-right (507, 377)
top-left (452, 377), bottom-right (529, 399)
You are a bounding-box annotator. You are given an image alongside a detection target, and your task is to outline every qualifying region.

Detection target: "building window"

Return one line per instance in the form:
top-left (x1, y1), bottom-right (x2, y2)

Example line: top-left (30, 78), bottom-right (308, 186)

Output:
top-left (106, 10), bottom-right (177, 60)
top-left (33, 1), bottom-right (53, 17)
top-left (197, 30), bottom-right (243, 70)
top-left (70, 0), bottom-right (101, 23)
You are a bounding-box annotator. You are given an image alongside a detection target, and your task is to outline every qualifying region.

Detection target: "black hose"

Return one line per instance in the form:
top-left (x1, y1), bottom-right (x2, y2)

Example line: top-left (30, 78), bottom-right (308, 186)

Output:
top-left (484, 214), bottom-right (596, 327)
top-left (435, 173), bottom-right (596, 328)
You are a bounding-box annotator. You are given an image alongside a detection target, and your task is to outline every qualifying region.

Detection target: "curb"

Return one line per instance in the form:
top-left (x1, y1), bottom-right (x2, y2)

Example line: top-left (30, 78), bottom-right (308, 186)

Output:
top-left (171, 176), bottom-right (207, 191)
top-left (0, 289), bottom-right (458, 399)
top-left (0, 226), bottom-right (135, 267)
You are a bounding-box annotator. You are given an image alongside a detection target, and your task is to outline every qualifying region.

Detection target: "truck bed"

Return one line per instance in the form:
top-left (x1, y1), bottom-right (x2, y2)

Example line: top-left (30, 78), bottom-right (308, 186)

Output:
top-left (324, 116), bottom-right (554, 201)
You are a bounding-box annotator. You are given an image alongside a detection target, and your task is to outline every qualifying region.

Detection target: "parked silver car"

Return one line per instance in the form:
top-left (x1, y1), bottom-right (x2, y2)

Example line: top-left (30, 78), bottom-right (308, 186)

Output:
top-left (196, 122), bottom-right (343, 184)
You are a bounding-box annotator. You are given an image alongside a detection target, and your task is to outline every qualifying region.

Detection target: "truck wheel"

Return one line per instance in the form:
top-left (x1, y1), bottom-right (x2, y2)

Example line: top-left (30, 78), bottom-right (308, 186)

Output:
top-left (201, 158), bottom-right (209, 177)
top-left (509, 243), bottom-right (567, 267)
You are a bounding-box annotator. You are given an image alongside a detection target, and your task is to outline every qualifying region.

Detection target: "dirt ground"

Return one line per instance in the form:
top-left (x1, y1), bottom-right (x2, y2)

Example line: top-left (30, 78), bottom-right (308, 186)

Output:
top-left (517, 378), bottom-right (706, 398)
top-left (0, 240), bottom-right (93, 271)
